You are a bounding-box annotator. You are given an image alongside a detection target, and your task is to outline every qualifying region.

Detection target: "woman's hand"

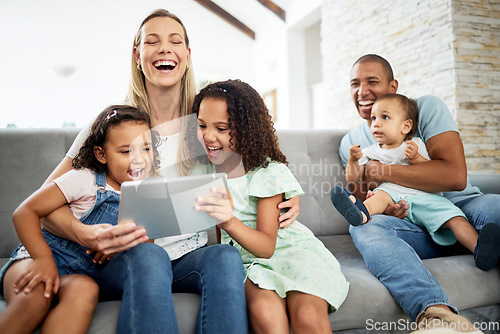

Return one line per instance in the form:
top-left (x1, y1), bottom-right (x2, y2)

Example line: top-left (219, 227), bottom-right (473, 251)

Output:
top-left (14, 257), bottom-right (60, 298)
top-left (82, 222), bottom-right (149, 256)
top-left (195, 187), bottom-right (235, 229)
top-left (277, 195), bottom-right (300, 228)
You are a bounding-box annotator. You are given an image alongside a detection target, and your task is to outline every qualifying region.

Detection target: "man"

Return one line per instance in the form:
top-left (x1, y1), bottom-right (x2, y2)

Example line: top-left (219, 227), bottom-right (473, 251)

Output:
top-left (338, 54), bottom-right (500, 333)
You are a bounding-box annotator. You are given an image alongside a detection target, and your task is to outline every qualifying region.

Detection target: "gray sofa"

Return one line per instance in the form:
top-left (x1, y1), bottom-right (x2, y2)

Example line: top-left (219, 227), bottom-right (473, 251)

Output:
top-left (1, 128), bottom-right (499, 333)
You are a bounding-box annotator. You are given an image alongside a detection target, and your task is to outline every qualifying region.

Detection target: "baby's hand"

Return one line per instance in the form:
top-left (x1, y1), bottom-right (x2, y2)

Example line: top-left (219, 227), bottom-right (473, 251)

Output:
top-left (14, 256), bottom-right (60, 298)
top-left (195, 187), bottom-right (234, 226)
top-left (404, 140), bottom-right (419, 162)
top-left (349, 144), bottom-right (363, 161)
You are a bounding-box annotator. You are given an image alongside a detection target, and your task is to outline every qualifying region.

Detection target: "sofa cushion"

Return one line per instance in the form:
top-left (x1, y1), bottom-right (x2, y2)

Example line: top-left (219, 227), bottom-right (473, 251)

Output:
top-left (318, 234), bottom-right (500, 331)
top-left (277, 129), bottom-right (351, 236)
top-left (0, 129), bottom-right (81, 257)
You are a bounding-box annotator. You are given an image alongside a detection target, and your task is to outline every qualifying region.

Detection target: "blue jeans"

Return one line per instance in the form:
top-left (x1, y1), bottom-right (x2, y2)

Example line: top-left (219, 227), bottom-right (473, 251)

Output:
top-left (349, 193), bottom-right (500, 321)
top-left (44, 171), bottom-right (179, 333)
top-left (454, 194), bottom-right (500, 230)
top-left (172, 244), bottom-right (248, 334)
top-left (95, 243), bottom-right (248, 334)
top-left (95, 243), bottom-right (177, 334)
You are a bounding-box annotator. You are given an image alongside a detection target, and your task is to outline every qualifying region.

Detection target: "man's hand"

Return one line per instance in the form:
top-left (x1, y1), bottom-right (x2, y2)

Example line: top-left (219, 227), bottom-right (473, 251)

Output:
top-left (383, 200), bottom-right (409, 219)
top-left (365, 188), bottom-right (409, 221)
top-left (367, 191), bottom-right (410, 219)
top-left (363, 160), bottom-right (387, 190)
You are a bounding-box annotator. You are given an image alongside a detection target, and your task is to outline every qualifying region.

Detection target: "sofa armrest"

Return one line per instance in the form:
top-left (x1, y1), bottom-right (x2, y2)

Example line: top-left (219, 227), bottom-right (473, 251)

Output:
top-left (468, 173), bottom-right (500, 195)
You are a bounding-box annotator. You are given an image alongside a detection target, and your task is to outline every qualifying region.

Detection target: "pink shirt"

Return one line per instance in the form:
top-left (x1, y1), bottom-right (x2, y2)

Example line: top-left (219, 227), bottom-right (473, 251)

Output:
top-left (53, 169), bottom-right (117, 219)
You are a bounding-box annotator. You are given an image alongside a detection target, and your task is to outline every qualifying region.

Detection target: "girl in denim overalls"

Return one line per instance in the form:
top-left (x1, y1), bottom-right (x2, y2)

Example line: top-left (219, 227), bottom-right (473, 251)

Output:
top-left (0, 106), bottom-right (177, 333)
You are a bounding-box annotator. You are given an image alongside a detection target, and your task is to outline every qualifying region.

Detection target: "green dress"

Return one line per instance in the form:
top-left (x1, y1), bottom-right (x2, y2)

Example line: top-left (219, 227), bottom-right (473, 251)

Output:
top-left (222, 160), bottom-right (349, 312)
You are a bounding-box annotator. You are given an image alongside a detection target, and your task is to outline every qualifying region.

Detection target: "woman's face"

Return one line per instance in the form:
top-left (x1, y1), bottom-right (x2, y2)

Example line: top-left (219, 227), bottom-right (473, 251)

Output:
top-left (135, 17), bottom-right (191, 91)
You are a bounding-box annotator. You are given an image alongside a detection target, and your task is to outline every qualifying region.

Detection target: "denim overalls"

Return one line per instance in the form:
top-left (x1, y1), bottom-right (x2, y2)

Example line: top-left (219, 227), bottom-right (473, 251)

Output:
top-left (1, 171), bottom-right (180, 332)
top-left (1, 171), bottom-right (118, 280)
top-left (41, 171), bottom-right (119, 277)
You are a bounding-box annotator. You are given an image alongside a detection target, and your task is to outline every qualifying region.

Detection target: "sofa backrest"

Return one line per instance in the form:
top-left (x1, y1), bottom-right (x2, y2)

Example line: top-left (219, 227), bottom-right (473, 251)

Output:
top-left (0, 128), bottom-right (350, 258)
top-left (277, 130), bottom-right (350, 236)
top-left (3, 128), bottom-right (499, 259)
top-left (0, 128), bottom-right (81, 257)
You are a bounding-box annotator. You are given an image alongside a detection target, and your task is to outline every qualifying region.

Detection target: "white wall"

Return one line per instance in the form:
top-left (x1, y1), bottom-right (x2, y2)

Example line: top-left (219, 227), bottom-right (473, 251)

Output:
top-left (0, 0), bottom-right (325, 130)
top-left (0, 0), bottom-right (256, 128)
top-left (253, 0), bottom-right (322, 129)
top-left (321, 0), bottom-right (500, 172)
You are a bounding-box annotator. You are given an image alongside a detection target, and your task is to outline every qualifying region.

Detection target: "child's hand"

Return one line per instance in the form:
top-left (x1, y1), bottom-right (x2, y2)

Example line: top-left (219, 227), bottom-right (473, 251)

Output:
top-left (14, 256), bottom-right (60, 298)
top-left (349, 144), bottom-right (363, 161)
top-left (86, 249), bottom-right (114, 264)
top-left (404, 140), bottom-right (418, 162)
top-left (195, 187), bottom-right (234, 227)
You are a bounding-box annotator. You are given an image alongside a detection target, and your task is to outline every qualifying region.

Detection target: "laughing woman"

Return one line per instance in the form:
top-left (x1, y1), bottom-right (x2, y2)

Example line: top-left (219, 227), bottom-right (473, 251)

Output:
top-left (35, 9), bottom-right (300, 333)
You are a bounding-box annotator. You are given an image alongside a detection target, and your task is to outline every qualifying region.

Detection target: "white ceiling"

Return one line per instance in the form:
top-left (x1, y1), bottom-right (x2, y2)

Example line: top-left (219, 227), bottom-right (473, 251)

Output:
top-left (210, 0), bottom-right (296, 33)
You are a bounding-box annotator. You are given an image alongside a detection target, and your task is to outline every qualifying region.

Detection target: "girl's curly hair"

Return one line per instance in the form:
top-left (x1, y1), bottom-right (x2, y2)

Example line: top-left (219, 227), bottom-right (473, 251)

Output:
top-left (72, 105), bottom-right (160, 173)
top-left (192, 79), bottom-right (287, 172)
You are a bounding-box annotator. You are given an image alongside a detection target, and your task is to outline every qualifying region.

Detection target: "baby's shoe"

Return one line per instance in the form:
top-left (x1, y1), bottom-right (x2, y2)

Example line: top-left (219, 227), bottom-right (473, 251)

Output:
top-left (474, 222), bottom-right (500, 271)
top-left (330, 186), bottom-right (370, 226)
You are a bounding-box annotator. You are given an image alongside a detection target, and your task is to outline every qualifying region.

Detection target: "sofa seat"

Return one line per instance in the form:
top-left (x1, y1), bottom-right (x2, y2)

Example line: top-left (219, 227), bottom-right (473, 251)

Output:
top-left (321, 235), bottom-right (500, 331)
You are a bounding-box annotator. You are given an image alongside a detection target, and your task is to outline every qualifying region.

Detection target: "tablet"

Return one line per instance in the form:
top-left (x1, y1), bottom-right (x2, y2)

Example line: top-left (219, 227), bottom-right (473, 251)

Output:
top-left (118, 173), bottom-right (228, 239)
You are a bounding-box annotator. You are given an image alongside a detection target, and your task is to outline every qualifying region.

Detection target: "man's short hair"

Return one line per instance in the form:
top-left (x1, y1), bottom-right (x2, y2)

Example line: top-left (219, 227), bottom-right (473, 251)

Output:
top-left (353, 54), bottom-right (394, 82)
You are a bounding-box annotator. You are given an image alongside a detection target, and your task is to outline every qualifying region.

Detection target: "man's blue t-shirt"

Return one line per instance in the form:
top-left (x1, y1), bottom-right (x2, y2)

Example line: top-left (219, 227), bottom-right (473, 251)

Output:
top-left (339, 95), bottom-right (482, 204)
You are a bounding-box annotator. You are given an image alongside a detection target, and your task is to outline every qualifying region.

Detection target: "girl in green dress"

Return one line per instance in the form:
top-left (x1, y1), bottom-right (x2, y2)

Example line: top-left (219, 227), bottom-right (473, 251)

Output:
top-left (192, 79), bottom-right (349, 334)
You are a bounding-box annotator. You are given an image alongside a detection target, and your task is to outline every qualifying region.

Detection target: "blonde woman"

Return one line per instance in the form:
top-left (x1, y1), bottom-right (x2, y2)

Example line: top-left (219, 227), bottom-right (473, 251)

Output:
top-left (38, 9), bottom-right (299, 333)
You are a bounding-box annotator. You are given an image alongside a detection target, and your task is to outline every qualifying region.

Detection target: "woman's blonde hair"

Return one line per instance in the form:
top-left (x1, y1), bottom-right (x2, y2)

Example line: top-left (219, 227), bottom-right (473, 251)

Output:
top-left (126, 9), bottom-right (196, 118)
top-left (126, 9), bottom-right (197, 176)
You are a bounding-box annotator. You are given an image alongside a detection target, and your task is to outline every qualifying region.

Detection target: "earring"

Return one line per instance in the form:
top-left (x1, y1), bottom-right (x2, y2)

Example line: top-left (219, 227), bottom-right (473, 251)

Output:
top-left (186, 64), bottom-right (190, 71)
top-left (137, 63), bottom-right (142, 71)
